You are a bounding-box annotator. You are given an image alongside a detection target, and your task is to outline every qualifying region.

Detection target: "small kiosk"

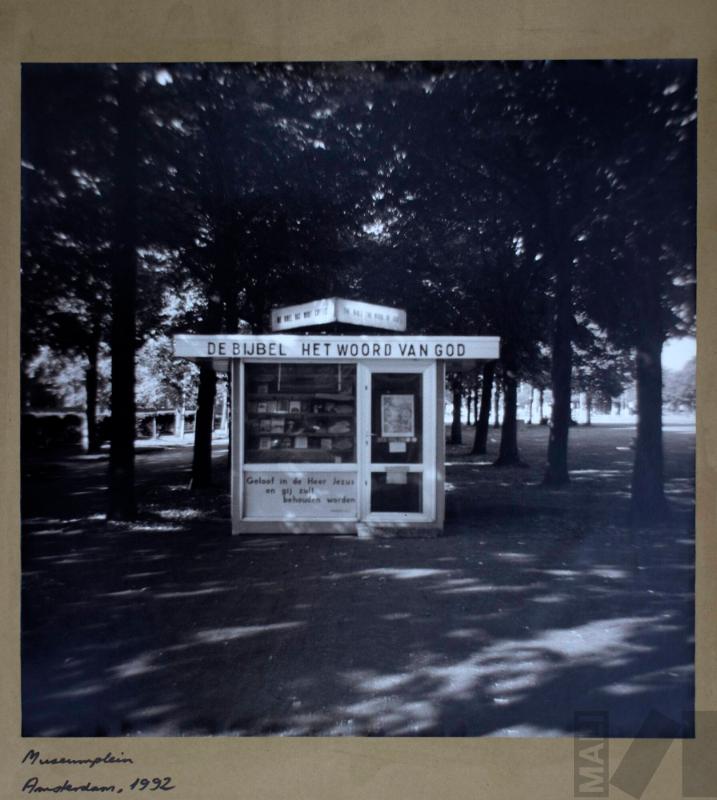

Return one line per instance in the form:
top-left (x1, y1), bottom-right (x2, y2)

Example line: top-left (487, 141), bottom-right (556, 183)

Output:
top-left (173, 299), bottom-right (499, 535)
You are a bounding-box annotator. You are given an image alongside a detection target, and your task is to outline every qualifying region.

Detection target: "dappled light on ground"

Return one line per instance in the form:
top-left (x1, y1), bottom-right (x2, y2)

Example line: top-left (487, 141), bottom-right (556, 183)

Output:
top-left (21, 426), bottom-right (694, 737)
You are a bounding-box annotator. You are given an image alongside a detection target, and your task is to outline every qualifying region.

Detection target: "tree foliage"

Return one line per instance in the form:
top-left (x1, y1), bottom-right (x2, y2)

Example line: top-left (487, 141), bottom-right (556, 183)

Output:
top-left (21, 60), bottom-right (696, 520)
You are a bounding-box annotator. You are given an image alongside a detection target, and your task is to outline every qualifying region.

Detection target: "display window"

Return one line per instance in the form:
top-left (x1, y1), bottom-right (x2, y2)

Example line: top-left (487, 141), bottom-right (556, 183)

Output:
top-left (244, 363), bottom-right (356, 464)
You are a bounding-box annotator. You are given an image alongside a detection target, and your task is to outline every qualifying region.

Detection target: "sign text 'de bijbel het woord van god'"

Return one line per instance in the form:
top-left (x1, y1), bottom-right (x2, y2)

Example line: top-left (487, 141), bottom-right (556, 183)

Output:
top-left (173, 335), bottom-right (500, 361)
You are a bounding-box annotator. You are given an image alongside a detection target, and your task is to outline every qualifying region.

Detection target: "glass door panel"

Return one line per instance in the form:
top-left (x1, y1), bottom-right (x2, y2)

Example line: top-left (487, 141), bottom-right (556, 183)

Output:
top-left (370, 471), bottom-right (423, 513)
top-left (366, 369), bottom-right (429, 518)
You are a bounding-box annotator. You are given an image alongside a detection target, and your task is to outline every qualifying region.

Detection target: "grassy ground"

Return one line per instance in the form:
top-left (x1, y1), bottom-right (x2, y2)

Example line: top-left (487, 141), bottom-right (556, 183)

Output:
top-left (21, 422), bottom-right (695, 737)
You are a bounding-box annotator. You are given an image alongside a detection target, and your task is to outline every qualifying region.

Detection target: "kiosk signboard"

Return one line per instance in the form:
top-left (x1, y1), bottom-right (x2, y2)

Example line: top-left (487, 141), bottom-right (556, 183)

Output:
top-left (174, 334), bottom-right (499, 361)
top-left (244, 471), bottom-right (358, 519)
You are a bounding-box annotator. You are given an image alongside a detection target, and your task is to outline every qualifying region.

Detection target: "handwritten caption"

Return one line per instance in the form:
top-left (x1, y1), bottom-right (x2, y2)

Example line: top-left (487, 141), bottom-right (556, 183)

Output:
top-left (20, 749), bottom-right (176, 794)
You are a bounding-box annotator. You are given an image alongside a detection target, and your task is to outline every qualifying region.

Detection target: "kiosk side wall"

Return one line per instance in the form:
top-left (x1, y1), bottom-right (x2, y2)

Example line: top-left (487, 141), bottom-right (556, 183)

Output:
top-left (435, 361), bottom-right (446, 529)
top-left (231, 359), bottom-right (243, 535)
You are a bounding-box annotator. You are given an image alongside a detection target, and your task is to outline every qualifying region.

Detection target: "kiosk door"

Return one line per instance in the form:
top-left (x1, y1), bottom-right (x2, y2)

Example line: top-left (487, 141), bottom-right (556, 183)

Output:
top-left (359, 362), bottom-right (436, 523)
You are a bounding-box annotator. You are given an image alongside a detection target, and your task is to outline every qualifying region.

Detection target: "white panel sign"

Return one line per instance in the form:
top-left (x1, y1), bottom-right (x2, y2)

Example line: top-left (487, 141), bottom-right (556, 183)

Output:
top-left (174, 334), bottom-right (500, 361)
top-left (243, 471), bottom-right (357, 519)
top-left (271, 299), bottom-right (336, 331)
top-left (271, 297), bottom-right (407, 332)
top-left (335, 299), bottom-right (407, 331)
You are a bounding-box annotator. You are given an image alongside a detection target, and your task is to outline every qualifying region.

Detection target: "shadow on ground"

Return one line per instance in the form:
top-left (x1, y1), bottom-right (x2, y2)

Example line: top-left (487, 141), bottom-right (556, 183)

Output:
top-left (21, 425), bottom-right (695, 737)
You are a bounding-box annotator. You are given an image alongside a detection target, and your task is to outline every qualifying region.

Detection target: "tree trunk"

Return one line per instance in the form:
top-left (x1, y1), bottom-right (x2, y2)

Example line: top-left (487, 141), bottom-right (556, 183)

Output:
top-left (528, 387), bottom-right (534, 425)
top-left (539, 388), bottom-right (545, 423)
top-left (472, 361), bottom-right (494, 455)
top-left (191, 363), bottom-right (217, 489)
top-left (176, 401), bottom-right (185, 438)
top-left (450, 381), bottom-right (462, 445)
top-left (108, 66), bottom-right (139, 521)
top-left (473, 386), bottom-right (479, 430)
top-left (631, 331), bottom-right (668, 524)
top-left (465, 390), bottom-right (473, 427)
top-left (544, 248), bottom-right (573, 486)
top-left (586, 391), bottom-right (592, 426)
top-left (190, 93), bottom-right (238, 489)
top-left (84, 335), bottom-right (100, 453)
top-left (189, 247), bottom-right (225, 488)
top-left (219, 382), bottom-right (228, 432)
top-left (494, 358), bottom-right (526, 467)
top-left (493, 383), bottom-right (501, 428)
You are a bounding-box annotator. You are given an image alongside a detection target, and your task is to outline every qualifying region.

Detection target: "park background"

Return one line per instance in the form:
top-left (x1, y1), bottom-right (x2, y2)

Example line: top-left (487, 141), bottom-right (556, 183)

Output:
top-left (21, 61), bottom-right (695, 525)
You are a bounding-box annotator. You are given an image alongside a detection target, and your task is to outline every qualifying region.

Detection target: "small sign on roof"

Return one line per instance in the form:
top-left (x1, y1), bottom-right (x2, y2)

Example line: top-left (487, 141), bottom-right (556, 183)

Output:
top-left (271, 298), bottom-right (407, 332)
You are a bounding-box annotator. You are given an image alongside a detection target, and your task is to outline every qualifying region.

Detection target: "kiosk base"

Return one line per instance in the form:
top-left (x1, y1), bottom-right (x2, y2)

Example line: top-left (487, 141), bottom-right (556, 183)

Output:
top-left (232, 520), bottom-right (443, 536)
top-left (356, 523), bottom-right (442, 539)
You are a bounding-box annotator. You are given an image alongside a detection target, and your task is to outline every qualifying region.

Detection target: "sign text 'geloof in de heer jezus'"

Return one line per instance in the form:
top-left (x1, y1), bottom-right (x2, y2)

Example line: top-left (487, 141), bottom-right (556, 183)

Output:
top-left (173, 335), bottom-right (500, 361)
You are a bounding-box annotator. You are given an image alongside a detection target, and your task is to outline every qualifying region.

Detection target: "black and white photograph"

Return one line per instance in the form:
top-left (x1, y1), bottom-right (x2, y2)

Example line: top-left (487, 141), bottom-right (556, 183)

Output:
top-left (20, 60), bottom-right (696, 739)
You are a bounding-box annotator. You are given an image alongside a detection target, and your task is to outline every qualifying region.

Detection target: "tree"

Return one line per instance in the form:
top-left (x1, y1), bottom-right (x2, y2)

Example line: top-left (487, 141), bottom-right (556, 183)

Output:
top-left (580, 61), bottom-right (696, 522)
top-left (456, 62), bottom-right (644, 483)
top-left (572, 325), bottom-right (633, 425)
top-left (448, 373), bottom-right (464, 445)
top-left (143, 63), bottom-right (368, 486)
top-left (135, 335), bottom-right (199, 413)
top-left (352, 64), bottom-right (554, 466)
top-left (472, 362), bottom-right (495, 455)
top-left (22, 63), bottom-right (176, 475)
top-left (21, 64), bottom-right (115, 452)
top-left (513, 63), bottom-right (618, 485)
top-left (107, 65), bottom-right (141, 520)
